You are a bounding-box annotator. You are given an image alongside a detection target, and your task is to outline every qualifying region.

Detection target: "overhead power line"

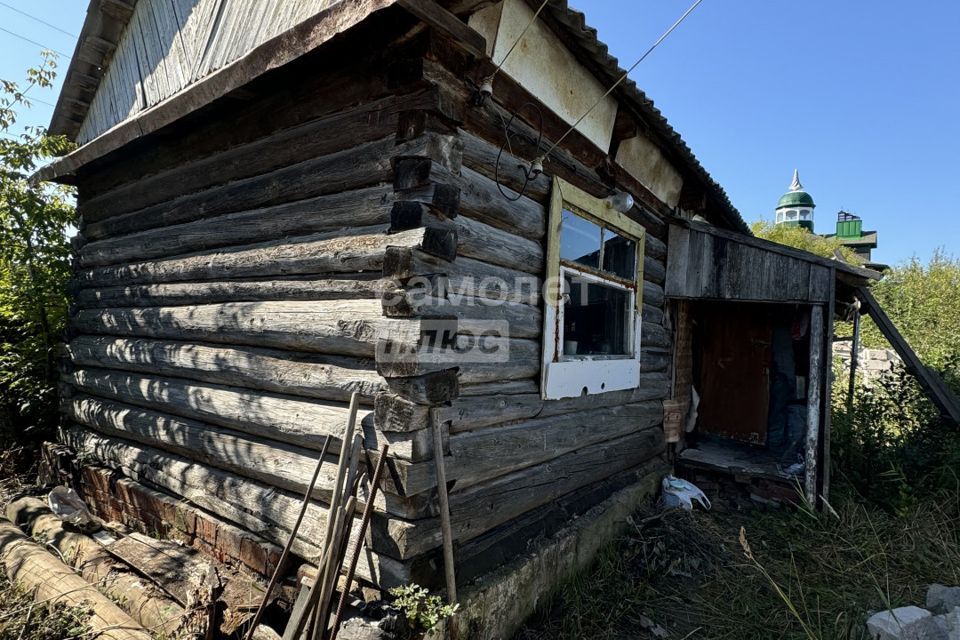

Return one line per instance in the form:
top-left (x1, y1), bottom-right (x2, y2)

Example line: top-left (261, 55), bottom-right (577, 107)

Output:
top-left (0, 25), bottom-right (71, 59)
top-left (542, 0), bottom-right (705, 160)
top-left (0, 2), bottom-right (77, 38)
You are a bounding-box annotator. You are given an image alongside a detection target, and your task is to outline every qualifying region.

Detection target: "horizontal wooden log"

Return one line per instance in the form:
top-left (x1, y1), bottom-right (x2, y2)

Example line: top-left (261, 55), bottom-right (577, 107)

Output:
top-left (645, 281), bottom-right (665, 309)
top-left (646, 233), bottom-right (667, 262)
top-left (80, 185), bottom-right (395, 267)
top-left (68, 335), bottom-right (459, 405)
top-left (642, 323), bottom-right (672, 350)
top-left (67, 336), bottom-right (386, 402)
top-left (384, 249), bottom-right (542, 306)
top-left (375, 401), bottom-right (663, 497)
top-left (71, 300), bottom-right (427, 357)
top-left (454, 461), bottom-right (666, 585)
top-left (377, 335), bottom-right (540, 383)
top-left (640, 350), bottom-right (671, 373)
top-left (83, 133), bottom-right (461, 241)
top-left (438, 373), bottom-right (670, 433)
top-left (390, 201), bottom-right (544, 274)
top-left (457, 127), bottom-right (551, 203)
top-left (63, 394), bottom-right (432, 516)
top-left (387, 429), bottom-right (667, 558)
top-left (458, 379), bottom-right (539, 397)
top-left (76, 226), bottom-right (454, 287)
top-left (60, 428), bottom-right (419, 584)
top-left (643, 303), bottom-right (664, 326)
top-left (74, 275), bottom-right (394, 309)
top-left (67, 367), bottom-right (379, 453)
top-left (383, 291), bottom-right (541, 339)
top-left (80, 89), bottom-right (446, 222)
top-left (457, 165), bottom-right (546, 241)
top-left (454, 115), bottom-right (668, 240)
top-left (444, 403), bottom-right (662, 490)
top-left (645, 256), bottom-right (666, 285)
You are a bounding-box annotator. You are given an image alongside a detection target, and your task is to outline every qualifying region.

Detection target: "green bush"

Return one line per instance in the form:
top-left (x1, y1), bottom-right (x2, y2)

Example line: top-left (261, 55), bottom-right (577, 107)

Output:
top-left (751, 219), bottom-right (862, 263)
top-left (831, 369), bottom-right (960, 513)
top-left (859, 250), bottom-right (960, 394)
top-left (0, 54), bottom-right (76, 438)
top-left (829, 251), bottom-right (960, 510)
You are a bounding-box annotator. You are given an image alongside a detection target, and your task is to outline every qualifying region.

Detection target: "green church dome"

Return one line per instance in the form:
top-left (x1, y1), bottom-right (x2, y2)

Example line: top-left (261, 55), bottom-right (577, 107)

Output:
top-left (777, 190), bottom-right (815, 209)
top-left (776, 169), bottom-right (816, 210)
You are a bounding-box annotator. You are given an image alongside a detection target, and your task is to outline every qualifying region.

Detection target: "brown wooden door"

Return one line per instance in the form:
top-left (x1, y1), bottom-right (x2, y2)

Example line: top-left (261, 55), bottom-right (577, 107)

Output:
top-left (697, 305), bottom-right (772, 445)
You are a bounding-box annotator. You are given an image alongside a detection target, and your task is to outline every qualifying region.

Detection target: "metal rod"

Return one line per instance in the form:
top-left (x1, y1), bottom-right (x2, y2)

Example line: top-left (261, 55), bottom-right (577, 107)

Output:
top-left (330, 444), bottom-right (390, 640)
top-left (433, 422), bottom-right (457, 604)
top-left (244, 434), bottom-right (333, 640)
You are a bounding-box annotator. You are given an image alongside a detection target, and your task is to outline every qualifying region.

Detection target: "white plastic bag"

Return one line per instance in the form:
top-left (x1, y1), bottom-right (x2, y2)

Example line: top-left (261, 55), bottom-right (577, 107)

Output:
top-left (661, 475), bottom-right (711, 511)
top-left (48, 486), bottom-right (97, 531)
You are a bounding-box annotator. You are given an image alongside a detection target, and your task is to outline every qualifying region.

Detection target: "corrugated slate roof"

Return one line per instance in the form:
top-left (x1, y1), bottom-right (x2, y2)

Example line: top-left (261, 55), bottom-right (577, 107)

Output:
top-left (540, 0), bottom-right (748, 232)
top-left (46, 0), bottom-right (748, 232)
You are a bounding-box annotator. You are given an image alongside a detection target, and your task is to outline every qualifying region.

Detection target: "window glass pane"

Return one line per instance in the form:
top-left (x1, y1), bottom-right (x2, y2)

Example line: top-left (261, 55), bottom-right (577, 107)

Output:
top-left (560, 210), bottom-right (601, 269)
top-left (563, 274), bottom-right (631, 356)
top-left (601, 229), bottom-right (636, 279)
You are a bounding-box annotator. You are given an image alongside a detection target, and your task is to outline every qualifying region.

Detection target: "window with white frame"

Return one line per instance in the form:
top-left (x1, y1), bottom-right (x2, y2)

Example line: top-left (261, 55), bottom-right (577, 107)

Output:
top-left (541, 178), bottom-right (646, 400)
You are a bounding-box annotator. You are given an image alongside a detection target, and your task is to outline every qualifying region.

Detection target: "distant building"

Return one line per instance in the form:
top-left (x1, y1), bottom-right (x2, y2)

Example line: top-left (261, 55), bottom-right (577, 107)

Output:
top-left (773, 170), bottom-right (882, 268)
top-left (823, 211), bottom-right (880, 264)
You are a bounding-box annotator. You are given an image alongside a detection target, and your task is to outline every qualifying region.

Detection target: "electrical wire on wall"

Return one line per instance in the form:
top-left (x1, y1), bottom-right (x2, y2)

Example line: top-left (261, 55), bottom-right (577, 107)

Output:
top-left (495, 101), bottom-right (544, 201)
top-left (540, 0), bottom-right (704, 161)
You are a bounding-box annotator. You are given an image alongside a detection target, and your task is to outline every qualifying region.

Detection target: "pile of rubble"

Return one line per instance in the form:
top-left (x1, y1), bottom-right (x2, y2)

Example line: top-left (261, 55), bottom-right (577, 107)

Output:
top-left (867, 585), bottom-right (960, 639)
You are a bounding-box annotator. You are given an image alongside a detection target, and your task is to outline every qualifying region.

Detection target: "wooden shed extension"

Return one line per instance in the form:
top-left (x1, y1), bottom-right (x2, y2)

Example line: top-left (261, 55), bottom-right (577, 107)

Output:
top-left (667, 220), bottom-right (880, 507)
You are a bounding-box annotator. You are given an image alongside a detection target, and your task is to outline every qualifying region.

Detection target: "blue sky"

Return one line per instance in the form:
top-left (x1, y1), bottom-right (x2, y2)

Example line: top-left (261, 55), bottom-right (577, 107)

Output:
top-left (1, 1), bottom-right (957, 266)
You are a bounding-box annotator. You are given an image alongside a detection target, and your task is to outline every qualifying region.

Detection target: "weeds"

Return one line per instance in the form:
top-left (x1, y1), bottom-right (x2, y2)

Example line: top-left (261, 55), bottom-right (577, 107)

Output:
top-left (0, 571), bottom-right (91, 640)
top-left (517, 489), bottom-right (960, 640)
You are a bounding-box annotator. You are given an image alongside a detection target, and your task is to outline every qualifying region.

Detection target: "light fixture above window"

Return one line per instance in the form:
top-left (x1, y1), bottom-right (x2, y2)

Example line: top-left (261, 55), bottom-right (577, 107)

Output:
top-left (606, 190), bottom-right (635, 213)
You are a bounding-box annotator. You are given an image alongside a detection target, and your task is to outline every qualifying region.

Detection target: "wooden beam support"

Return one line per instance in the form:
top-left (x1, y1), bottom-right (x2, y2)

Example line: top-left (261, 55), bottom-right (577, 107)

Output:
top-left (397, 0), bottom-right (487, 59)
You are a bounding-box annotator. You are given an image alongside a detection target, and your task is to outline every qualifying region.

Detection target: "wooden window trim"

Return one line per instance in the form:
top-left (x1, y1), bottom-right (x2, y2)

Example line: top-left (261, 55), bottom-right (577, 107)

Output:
top-left (541, 177), bottom-right (646, 400)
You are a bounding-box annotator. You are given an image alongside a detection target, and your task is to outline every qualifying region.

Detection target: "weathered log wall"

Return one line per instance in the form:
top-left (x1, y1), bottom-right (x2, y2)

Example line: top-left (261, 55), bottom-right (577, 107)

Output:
top-left (60, 26), bottom-right (673, 591)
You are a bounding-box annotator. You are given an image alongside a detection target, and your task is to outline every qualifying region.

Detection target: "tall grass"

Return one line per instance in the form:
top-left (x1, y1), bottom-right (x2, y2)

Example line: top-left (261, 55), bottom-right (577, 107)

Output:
top-left (518, 367), bottom-right (960, 640)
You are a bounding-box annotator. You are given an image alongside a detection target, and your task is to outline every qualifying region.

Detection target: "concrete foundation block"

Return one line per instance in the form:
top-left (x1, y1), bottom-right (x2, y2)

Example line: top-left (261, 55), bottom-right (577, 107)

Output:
top-left (867, 607), bottom-right (932, 640)
top-left (928, 585), bottom-right (960, 615)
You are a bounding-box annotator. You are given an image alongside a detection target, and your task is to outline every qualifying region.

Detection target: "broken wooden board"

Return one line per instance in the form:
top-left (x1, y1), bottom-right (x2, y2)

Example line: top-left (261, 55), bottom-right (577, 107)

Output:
top-left (678, 440), bottom-right (799, 484)
top-left (108, 532), bottom-right (269, 634)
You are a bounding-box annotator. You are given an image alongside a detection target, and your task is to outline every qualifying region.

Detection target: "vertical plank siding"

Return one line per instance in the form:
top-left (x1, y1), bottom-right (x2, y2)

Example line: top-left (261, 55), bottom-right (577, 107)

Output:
top-left (77, 0), bottom-right (344, 144)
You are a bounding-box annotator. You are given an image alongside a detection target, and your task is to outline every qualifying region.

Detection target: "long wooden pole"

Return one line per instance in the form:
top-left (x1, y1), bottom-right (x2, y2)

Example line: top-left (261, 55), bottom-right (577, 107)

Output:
top-left (284, 394), bottom-right (360, 640)
top-left (433, 422), bottom-right (457, 604)
top-left (804, 305), bottom-right (824, 506)
top-left (244, 435), bottom-right (333, 640)
top-left (313, 496), bottom-right (357, 640)
top-left (847, 298), bottom-right (861, 412)
top-left (331, 444), bottom-right (390, 640)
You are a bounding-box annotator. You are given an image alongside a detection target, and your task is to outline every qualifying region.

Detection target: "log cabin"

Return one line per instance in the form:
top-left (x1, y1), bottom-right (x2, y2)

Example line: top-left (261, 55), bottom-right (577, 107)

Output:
top-left (38, 0), bottom-right (884, 635)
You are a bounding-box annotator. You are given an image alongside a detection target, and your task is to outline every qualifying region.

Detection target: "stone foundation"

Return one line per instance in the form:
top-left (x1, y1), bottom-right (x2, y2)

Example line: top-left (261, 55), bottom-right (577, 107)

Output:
top-left (427, 461), bottom-right (668, 640)
top-left (833, 341), bottom-right (902, 381)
